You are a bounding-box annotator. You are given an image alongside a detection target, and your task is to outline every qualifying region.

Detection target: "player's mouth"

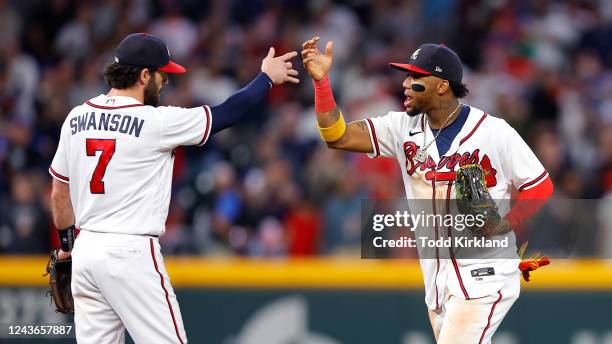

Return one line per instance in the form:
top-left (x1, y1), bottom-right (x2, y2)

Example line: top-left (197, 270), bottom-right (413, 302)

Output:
top-left (404, 95), bottom-right (413, 108)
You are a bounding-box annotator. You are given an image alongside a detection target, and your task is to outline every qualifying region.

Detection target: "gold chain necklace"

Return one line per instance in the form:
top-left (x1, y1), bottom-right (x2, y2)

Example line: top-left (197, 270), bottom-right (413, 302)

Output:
top-left (414, 103), bottom-right (462, 163)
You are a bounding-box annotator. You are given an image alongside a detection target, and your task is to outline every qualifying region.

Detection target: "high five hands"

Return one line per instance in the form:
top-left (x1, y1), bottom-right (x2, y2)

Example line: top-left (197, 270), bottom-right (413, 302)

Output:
top-left (259, 36), bottom-right (334, 84)
top-left (261, 48), bottom-right (300, 85)
top-left (301, 36), bottom-right (334, 81)
top-left (259, 36), bottom-right (334, 85)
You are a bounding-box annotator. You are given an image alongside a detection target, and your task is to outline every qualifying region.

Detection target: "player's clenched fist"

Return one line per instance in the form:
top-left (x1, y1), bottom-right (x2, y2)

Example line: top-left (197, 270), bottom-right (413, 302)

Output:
top-left (261, 48), bottom-right (300, 85)
top-left (301, 36), bottom-right (334, 81)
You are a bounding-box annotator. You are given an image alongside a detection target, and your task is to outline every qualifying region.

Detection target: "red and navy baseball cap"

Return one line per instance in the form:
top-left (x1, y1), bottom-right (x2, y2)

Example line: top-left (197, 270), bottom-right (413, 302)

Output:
top-left (390, 43), bottom-right (462, 83)
top-left (114, 33), bottom-right (186, 74)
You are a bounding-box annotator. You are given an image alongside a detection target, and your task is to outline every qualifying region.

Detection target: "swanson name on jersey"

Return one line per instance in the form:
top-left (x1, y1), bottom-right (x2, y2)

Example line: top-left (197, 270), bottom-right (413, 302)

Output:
top-left (70, 112), bottom-right (145, 138)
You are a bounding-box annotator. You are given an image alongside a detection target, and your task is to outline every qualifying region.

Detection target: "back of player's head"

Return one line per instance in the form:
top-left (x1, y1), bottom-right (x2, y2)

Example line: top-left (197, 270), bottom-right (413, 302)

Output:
top-left (104, 33), bottom-right (186, 90)
top-left (114, 33), bottom-right (185, 74)
top-left (103, 62), bottom-right (145, 89)
top-left (449, 81), bottom-right (469, 98)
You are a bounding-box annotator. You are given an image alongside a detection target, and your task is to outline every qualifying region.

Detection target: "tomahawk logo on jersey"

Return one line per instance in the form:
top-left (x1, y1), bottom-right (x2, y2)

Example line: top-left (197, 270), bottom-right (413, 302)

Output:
top-left (49, 94), bottom-right (212, 237)
top-left (366, 105), bottom-right (548, 309)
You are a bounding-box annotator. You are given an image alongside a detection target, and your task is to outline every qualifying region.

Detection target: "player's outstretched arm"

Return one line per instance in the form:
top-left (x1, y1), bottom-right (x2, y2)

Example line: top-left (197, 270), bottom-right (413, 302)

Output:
top-left (301, 36), bottom-right (373, 153)
top-left (209, 48), bottom-right (299, 134)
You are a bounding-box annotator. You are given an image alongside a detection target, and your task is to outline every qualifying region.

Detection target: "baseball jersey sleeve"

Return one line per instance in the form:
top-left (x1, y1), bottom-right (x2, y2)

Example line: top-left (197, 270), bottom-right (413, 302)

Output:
top-left (501, 125), bottom-right (548, 191)
top-left (365, 112), bottom-right (402, 158)
top-left (158, 105), bottom-right (212, 150)
top-left (49, 118), bottom-right (71, 184)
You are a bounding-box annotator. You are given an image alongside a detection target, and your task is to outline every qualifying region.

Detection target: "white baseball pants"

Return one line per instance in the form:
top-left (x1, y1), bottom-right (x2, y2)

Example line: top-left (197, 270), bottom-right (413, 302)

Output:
top-left (428, 272), bottom-right (520, 344)
top-left (71, 230), bottom-right (187, 344)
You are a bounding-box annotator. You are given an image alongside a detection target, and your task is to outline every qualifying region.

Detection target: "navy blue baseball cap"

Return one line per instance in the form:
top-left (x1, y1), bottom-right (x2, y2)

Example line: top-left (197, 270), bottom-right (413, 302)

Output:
top-left (114, 33), bottom-right (186, 74)
top-left (390, 43), bottom-right (462, 83)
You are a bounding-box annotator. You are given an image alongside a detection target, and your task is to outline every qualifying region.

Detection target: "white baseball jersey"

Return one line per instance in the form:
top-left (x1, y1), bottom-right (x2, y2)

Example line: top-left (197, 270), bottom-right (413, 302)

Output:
top-left (365, 105), bottom-right (548, 310)
top-left (49, 94), bottom-right (212, 236)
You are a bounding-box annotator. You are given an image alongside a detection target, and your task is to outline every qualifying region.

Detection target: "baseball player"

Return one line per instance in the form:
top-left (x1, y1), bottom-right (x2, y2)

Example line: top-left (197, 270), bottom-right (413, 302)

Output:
top-left (301, 37), bottom-right (553, 343)
top-left (49, 33), bottom-right (299, 343)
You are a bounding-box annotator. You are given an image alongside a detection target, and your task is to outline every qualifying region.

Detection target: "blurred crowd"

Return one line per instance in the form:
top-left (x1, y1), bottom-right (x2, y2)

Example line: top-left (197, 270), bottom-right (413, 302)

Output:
top-left (1, 0), bottom-right (612, 256)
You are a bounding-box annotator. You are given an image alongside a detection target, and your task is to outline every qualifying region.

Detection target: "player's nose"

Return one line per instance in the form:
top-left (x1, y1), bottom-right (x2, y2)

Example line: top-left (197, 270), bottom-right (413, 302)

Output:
top-left (402, 77), bottom-right (411, 89)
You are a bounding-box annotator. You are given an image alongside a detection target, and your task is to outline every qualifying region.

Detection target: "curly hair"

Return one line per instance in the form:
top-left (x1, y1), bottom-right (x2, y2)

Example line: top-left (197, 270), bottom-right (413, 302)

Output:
top-left (450, 82), bottom-right (469, 98)
top-left (103, 62), bottom-right (145, 89)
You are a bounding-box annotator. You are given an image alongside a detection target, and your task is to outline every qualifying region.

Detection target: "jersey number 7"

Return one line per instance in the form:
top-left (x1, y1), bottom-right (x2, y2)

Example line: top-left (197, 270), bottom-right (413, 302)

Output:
top-left (86, 139), bottom-right (116, 194)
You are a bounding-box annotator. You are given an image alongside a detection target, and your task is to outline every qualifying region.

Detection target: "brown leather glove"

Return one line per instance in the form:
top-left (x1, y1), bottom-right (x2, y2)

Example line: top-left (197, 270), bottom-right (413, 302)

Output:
top-left (44, 250), bottom-right (74, 314)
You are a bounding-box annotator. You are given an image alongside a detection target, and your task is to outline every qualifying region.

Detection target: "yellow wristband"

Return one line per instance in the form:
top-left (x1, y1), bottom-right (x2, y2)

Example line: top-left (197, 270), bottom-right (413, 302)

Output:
top-left (318, 112), bottom-right (347, 142)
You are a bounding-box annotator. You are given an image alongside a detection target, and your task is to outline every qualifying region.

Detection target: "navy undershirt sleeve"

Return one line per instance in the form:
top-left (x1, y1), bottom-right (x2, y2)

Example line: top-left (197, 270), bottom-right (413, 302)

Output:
top-left (209, 72), bottom-right (273, 134)
top-left (430, 105), bottom-right (470, 156)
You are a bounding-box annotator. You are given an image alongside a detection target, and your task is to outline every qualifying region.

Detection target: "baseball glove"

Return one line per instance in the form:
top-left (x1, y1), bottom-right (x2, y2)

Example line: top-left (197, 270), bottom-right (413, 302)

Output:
top-left (455, 164), bottom-right (508, 237)
top-left (44, 250), bottom-right (74, 314)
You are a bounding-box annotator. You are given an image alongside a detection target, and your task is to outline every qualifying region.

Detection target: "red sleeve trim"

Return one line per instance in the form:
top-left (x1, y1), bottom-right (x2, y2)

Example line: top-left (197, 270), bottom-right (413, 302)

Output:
top-left (85, 100), bottom-right (144, 109)
top-left (518, 171), bottom-right (548, 191)
top-left (49, 167), bottom-right (69, 183)
top-left (459, 113), bottom-right (487, 146)
top-left (506, 176), bottom-right (553, 229)
top-left (197, 105), bottom-right (212, 146)
top-left (366, 118), bottom-right (380, 157)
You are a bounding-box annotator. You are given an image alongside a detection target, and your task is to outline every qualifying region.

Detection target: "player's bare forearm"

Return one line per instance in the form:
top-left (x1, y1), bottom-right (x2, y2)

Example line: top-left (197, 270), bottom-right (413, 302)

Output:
top-left (302, 36), bottom-right (372, 153)
top-left (51, 179), bottom-right (75, 229)
top-left (318, 108), bottom-right (373, 153)
top-left (316, 107), bottom-right (341, 127)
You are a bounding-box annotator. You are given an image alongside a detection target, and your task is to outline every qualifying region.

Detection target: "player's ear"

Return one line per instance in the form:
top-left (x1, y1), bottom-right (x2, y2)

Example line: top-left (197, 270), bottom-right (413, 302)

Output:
top-left (138, 68), bottom-right (151, 86)
top-left (436, 79), bottom-right (450, 95)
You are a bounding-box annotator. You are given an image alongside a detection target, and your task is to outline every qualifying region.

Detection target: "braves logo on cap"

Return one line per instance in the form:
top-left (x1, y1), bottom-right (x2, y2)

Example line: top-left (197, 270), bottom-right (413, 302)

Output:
top-left (389, 43), bottom-right (463, 83)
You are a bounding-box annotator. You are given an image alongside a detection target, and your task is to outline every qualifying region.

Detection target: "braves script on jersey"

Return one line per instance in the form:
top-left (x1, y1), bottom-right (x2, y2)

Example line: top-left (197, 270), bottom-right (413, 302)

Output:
top-left (365, 105), bottom-right (548, 310)
top-left (49, 94), bottom-right (212, 236)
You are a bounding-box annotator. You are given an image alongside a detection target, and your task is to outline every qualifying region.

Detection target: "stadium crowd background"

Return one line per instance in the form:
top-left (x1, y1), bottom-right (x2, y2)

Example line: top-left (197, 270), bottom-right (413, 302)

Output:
top-left (1, 0), bottom-right (611, 257)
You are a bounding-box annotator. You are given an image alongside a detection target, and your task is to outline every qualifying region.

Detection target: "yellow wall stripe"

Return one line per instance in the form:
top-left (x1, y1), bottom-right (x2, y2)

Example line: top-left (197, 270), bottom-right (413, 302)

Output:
top-left (2, 256), bottom-right (611, 290)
